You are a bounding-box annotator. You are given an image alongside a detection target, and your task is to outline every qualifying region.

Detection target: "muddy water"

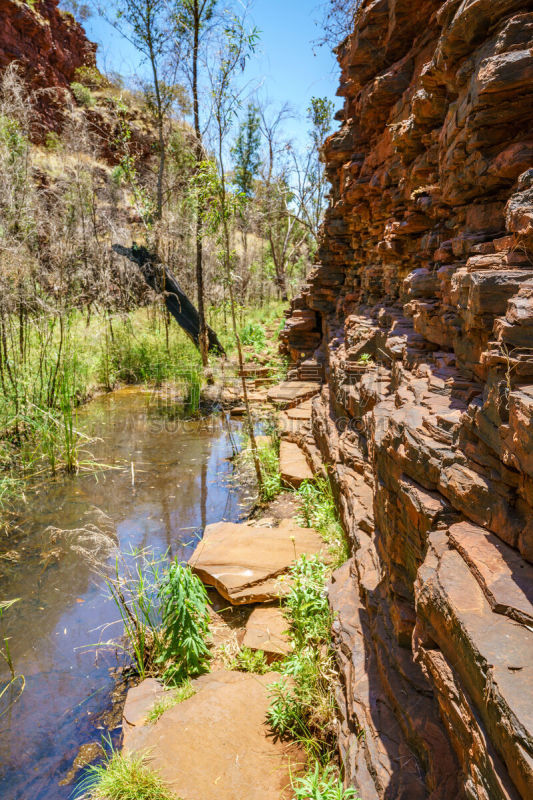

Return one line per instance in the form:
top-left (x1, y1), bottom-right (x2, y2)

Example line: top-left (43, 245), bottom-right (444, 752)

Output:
top-left (0, 388), bottom-right (252, 800)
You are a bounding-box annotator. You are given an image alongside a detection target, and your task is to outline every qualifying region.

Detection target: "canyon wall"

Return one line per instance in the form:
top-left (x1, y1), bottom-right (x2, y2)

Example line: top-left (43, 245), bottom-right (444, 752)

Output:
top-left (281, 1), bottom-right (533, 798)
top-left (0, 0), bottom-right (96, 131)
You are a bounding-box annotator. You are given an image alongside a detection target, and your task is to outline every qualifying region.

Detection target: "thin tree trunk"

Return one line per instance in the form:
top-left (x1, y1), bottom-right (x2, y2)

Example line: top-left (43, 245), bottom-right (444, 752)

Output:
top-left (192, 3), bottom-right (208, 366)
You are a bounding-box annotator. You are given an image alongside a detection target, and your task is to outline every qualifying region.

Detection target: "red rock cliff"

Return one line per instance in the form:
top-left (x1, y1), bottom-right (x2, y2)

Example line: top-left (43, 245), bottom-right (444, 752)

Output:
top-left (0, 0), bottom-right (96, 130)
top-left (282, 1), bottom-right (533, 797)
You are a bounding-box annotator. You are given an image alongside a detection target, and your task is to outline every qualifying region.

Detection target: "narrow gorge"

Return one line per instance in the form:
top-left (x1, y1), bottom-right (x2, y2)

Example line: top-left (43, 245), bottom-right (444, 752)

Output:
top-left (281, 1), bottom-right (533, 798)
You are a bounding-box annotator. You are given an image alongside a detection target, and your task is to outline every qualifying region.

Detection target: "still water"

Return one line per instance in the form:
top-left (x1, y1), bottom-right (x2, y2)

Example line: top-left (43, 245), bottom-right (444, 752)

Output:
top-left (0, 388), bottom-right (251, 799)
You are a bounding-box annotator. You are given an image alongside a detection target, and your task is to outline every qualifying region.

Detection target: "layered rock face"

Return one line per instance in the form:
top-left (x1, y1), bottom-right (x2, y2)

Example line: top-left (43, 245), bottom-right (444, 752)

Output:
top-left (281, 1), bottom-right (533, 798)
top-left (0, 0), bottom-right (96, 131)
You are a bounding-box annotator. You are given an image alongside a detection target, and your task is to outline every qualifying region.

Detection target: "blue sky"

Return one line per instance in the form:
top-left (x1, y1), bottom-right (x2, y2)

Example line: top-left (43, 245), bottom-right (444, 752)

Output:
top-left (83, 0), bottom-right (342, 148)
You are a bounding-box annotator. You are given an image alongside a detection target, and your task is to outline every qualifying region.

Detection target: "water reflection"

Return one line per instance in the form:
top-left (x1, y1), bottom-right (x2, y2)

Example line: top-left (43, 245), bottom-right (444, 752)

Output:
top-left (0, 388), bottom-right (251, 799)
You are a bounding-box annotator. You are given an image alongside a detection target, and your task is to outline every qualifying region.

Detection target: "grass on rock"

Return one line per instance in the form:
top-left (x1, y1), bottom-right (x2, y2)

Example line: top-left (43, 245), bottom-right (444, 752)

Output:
top-left (147, 680), bottom-right (195, 723)
top-left (78, 749), bottom-right (177, 800)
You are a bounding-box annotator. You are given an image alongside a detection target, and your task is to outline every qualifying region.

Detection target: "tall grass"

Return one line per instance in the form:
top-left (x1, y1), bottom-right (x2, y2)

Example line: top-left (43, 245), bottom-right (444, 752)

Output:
top-left (105, 551), bottom-right (211, 685)
top-left (77, 745), bottom-right (177, 800)
top-left (0, 307), bottom-right (202, 511)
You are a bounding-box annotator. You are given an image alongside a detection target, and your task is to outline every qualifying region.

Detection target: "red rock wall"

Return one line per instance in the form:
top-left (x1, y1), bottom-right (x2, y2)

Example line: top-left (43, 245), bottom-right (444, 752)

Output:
top-left (282, 1), bottom-right (533, 797)
top-left (0, 0), bottom-right (96, 131)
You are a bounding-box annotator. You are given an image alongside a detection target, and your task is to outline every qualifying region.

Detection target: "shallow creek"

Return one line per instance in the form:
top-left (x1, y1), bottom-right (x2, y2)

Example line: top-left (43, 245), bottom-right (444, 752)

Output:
top-left (0, 387), bottom-right (252, 800)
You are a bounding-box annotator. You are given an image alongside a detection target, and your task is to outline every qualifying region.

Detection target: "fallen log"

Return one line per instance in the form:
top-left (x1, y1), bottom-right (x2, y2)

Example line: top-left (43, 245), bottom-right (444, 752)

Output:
top-left (113, 244), bottom-right (225, 356)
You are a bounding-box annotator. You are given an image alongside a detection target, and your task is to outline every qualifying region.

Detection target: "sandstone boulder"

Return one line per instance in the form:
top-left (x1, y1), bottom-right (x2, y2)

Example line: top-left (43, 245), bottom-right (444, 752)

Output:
top-left (189, 519), bottom-right (325, 604)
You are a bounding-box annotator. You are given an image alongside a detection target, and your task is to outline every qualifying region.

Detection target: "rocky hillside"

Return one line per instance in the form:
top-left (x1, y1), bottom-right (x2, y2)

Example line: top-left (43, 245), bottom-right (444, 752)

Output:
top-left (0, 0), bottom-right (96, 131)
top-left (281, 1), bottom-right (533, 798)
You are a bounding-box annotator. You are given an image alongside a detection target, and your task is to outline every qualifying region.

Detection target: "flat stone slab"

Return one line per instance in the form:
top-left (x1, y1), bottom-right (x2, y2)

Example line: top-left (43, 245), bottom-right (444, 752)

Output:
top-left (449, 520), bottom-right (533, 626)
top-left (124, 670), bottom-right (304, 800)
top-left (242, 605), bottom-right (292, 661)
top-left (189, 519), bottom-right (325, 604)
top-left (286, 399), bottom-right (313, 420)
top-left (280, 440), bottom-right (314, 488)
top-left (267, 381), bottom-right (320, 409)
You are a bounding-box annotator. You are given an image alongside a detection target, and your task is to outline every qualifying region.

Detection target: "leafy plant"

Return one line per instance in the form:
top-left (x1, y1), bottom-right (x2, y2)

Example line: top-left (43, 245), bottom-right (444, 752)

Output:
top-left (285, 555), bottom-right (331, 647)
top-left (239, 321), bottom-right (267, 349)
top-left (268, 555), bottom-right (338, 761)
top-left (297, 477), bottom-right (348, 566)
top-left (147, 680), bottom-right (195, 723)
top-left (77, 746), bottom-right (176, 800)
top-left (230, 646), bottom-right (269, 674)
top-left (156, 561), bottom-right (211, 685)
top-left (293, 762), bottom-right (359, 800)
top-left (357, 352), bottom-right (373, 366)
top-left (70, 82), bottom-right (95, 107)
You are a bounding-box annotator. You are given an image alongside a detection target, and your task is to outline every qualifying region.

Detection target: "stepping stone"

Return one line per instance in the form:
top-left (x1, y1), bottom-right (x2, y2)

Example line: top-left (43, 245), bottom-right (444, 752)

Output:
top-left (280, 440), bottom-right (314, 488)
top-left (242, 605), bottom-right (292, 661)
top-left (449, 521), bottom-right (533, 626)
top-left (286, 399), bottom-right (313, 420)
top-left (123, 670), bottom-right (305, 800)
top-left (267, 381), bottom-right (320, 409)
top-left (189, 519), bottom-right (325, 604)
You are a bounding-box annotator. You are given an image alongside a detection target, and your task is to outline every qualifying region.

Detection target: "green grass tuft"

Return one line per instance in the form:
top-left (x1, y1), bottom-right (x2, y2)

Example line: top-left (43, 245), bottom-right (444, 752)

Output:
top-left (78, 749), bottom-right (177, 800)
top-left (147, 680), bottom-right (195, 723)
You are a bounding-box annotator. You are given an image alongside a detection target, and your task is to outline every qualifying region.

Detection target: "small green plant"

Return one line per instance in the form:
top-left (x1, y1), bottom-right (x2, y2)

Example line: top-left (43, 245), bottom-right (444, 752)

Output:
top-left (357, 352), bottom-right (374, 366)
top-left (77, 747), bottom-right (176, 800)
top-left (230, 646), bottom-right (269, 674)
top-left (297, 477), bottom-right (348, 566)
top-left (156, 561), bottom-right (211, 685)
top-left (285, 555), bottom-right (331, 647)
top-left (258, 441), bottom-right (282, 502)
top-left (70, 81), bottom-right (95, 107)
top-left (268, 555), bottom-right (338, 760)
top-left (147, 680), bottom-right (195, 723)
top-left (239, 321), bottom-right (266, 349)
top-left (74, 65), bottom-right (107, 89)
top-left (44, 131), bottom-right (61, 150)
top-left (293, 762), bottom-right (359, 800)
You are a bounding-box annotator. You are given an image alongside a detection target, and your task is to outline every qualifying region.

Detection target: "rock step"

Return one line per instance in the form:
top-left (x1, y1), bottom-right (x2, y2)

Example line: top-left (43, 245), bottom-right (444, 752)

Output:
top-left (449, 520), bottom-right (533, 627)
top-left (280, 440), bottom-right (314, 488)
top-left (417, 532), bottom-right (533, 799)
top-left (188, 519), bottom-right (326, 604)
top-left (242, 605), bottom-right (292, 661)
top-left (267, 380), bottom-right (321, 409)
top-left (123, 671), bottom-right (304, 800)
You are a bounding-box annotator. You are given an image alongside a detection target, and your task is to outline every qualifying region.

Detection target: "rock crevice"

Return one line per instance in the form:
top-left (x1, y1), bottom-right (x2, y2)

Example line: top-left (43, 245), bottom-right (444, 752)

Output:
top-left (281, 1), bottom-right (533, 797)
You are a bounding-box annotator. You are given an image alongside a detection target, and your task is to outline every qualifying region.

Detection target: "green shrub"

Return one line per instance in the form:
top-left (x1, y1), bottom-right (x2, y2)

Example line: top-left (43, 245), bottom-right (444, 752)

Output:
top-left (239, 321), bottom-right (266, 349)
top-left (156, 562), bottom-right (211, 685)
top-left (293, 762), bottom-right (359, 800)
top-left (44, 131), bottom-right (61, 151)
top-left (297, 477), bottom-right (349, 566)
top-left (267, 555), bottom-right (337, 760)
top-left (70, 81), bottom-right (95, 108)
